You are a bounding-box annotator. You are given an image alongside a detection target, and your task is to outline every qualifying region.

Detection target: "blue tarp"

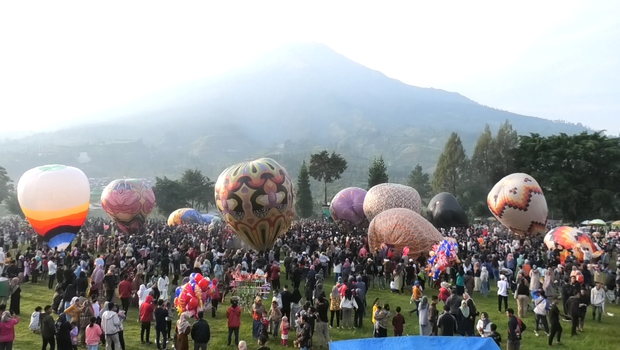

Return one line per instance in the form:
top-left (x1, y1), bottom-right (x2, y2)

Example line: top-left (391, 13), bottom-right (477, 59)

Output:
top-left (329, 336), bottom-right (500, 350)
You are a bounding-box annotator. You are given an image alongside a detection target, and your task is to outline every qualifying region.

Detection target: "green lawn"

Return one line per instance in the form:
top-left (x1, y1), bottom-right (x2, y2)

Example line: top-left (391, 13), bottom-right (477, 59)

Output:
top-left (11, 278), bottom-right (620, 350)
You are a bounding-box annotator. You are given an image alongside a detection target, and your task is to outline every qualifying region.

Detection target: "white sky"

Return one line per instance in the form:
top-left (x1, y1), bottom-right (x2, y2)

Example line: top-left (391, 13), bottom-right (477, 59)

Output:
top-left (1, 1), bottom-right (619, 134)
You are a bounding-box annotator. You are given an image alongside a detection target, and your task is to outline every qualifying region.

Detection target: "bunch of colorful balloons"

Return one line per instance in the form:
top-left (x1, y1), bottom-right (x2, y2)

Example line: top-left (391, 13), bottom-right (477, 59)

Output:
top-left (173, 273), bottom-right (217, 317)
top-left (428, 239), bottom-right (460, 279)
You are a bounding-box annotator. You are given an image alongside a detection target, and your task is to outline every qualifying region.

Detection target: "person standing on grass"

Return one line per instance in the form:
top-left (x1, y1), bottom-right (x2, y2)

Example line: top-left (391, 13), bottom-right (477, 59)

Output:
top-left (85, 316), bottom-right (102, 350)
top-left (101, 302), bottom-right (121, 350)
top-left (154, 299), bottom-right (169, 350)
top-left (139, 295), bottom-right (154, 344)
top-left (0, 311), bottom-right (19, 350)
top-left (48, 258), bottom-right (57, 290)
top-left (329, 286), bottom-right (341, 329)
top-left (175, 311), bottom-right (191, 350)
top-left (533, 290), bottom-right (550, 337)
top-left (118, 275), bottom-right (132, 315)
top-left (437, 304), bottom-right (457, 336)
top-left (548, 297), bottom-right (565, 346)
top-left (392, 306), bottom-right (405, 336)
top-left (591, 283), bottom-right (605, 322)
top-left (8, 278), bottom-right (20, 315)
top-left (506, 308), bottom-right (525, 350)
top-left (226, 296), bottom-right (241, 347)
top-left (497, 275), bottom-right (509, 313)
top-left (315, 296), bottom-right (330, 347)
top-left (40, 305), bottom-right (56, 350)
top-left (515, 278), bottom-right (530, 319)
top-left (191, 311), bottom-right (211, 350)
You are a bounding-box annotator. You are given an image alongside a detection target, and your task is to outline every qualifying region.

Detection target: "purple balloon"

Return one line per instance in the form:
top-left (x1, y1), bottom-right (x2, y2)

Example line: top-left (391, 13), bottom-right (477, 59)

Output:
top-left (330, 187), bottom-right (367, 225)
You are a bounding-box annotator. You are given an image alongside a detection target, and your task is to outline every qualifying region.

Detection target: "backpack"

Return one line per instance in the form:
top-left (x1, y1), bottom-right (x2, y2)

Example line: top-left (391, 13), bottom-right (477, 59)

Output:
top-left (514, 317), bottom-right (527, 339)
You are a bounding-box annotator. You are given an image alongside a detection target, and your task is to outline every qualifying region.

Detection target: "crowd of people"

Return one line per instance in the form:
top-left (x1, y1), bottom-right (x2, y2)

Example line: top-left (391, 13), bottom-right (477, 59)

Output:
top-left (0, 217), bottom-right (619, 350)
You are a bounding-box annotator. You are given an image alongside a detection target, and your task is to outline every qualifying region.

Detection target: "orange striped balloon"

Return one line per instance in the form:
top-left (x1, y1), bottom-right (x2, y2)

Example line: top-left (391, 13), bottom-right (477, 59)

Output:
top-left (17, 164), bottom-right (90, 250)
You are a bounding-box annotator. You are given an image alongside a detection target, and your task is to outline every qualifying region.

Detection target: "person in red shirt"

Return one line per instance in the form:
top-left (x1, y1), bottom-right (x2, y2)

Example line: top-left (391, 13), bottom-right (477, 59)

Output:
top-left (139, 295), bottom-right (154, 344)
top-left (270, 262), bottom-right (281, 291)
top-left (226, 296), bottom-right (241, 347)
top-left (118, 275), bottom-right (133, 315)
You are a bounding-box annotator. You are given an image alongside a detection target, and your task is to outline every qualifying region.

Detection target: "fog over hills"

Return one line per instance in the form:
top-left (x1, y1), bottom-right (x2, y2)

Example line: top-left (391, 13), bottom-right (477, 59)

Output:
top-left (0, 42), bottom-right (587, 187)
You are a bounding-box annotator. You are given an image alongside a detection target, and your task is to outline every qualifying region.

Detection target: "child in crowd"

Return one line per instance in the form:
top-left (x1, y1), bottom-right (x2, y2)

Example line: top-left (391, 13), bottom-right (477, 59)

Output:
top-left (29, 306), bottom-right (42, 333)
top-left (281, 315), bottom-right (290, 346)
top-left (85, 316), bottom-right (102, 350)
top-left (70, 321), bottom-right (79, 350)
top-left (490, 323), bottom-right (502, 347)
top-left (392, 306), bottom-right (405, 336)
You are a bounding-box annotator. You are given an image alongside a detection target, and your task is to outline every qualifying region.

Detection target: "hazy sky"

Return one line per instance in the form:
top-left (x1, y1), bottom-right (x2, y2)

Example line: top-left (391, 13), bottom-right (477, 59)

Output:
top-left (1, 1), bottom-right (619, 134)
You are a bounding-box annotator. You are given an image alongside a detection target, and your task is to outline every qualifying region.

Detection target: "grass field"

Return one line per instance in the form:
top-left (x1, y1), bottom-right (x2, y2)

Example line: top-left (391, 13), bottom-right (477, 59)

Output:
top-left (10, 277), bottom-right (620, 350)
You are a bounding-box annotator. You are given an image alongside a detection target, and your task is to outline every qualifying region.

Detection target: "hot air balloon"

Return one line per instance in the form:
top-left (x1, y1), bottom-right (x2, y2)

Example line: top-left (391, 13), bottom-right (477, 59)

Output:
top-left (215, 158), bottom-right (295, 251)
top-left (427, 192), bottom-right (468, 229)
top-left (17, 164), bottom-right (90, 250)
top-left (367, 208), bottom-right (443, 259)
top-left (544, 226), bottom-right (602, 262)
top-left (167, 208), bottom-right (204, 226)
top-left (363, 183), bottom-right (422, 221)
top-left (329, 187), bottom-right (367, 226)
top-left (101, 179), bottom-right (155, 234)
top-left (487, 173), bottom-right (548, 236)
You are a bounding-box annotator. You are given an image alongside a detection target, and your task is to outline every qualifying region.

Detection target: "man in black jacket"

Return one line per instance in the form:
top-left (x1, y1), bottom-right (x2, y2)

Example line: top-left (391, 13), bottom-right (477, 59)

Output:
top-left (40, 305), bottom-right (56, 350)
top-left (280, 285), bottom-right (293, 320)
top-left (507, 308), bottom-right (525, 350)
top-left (437, 304), bottom-right (457, 336)
top-left (191, 311), bottom-right (211, 350)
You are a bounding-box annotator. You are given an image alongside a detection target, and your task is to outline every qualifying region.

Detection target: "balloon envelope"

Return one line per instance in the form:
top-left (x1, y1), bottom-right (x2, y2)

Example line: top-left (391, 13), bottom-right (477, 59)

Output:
top-left (101, 178), bottom-right (155, 234)
top-left (364, 183), bottom-right (421, 222)
top-left (329, 187), bottom-right (367, 226)
top-left (487, 173), bottom-right (548, 236)
top-left (544, 226), bottom-right (602, 262)
top-left (427, 192), bottom-right (468, 229)
top-left (17, 164), bottom-right (90, 250)
top-left (167, 208), bottom-right (204, 226)
top-left (368, 208), bottom-right (443, 258)
top-left (215, 158), bottom-right (295, 251)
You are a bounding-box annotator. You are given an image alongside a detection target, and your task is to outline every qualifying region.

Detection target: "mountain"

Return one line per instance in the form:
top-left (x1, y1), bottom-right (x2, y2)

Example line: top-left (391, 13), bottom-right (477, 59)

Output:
top-left (0, 42), bottom-right (587, 188)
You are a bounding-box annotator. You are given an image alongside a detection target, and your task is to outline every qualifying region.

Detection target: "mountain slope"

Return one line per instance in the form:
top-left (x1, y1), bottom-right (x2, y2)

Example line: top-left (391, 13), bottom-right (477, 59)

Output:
top-left (0, 42), bottom-right (587, 184)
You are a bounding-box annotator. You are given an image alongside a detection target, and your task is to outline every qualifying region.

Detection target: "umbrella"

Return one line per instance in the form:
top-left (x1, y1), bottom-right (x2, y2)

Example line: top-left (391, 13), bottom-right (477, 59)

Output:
top-left (611, 220), bottom-right (620, 228)
top-left (487, 217), bottom-right (497, 222)
top-left (580, 220), bottom-right (589, 225)
top-left (589, 219), bottom-right (606, 226)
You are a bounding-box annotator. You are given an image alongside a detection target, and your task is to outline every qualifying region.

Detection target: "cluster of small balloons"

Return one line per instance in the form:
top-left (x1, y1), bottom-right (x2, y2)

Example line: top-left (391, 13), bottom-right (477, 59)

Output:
top-left (428, 239), bottom-right (460, 279)
top-left (173, 273), bottom-right (217, 317)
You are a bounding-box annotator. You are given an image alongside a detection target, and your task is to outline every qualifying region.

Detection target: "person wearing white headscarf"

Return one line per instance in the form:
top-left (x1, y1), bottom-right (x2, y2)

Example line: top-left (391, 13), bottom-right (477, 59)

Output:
top-left (157, 275), bottom-right (169, 301)
top-left (137, 285), bottom-right (148, 308)
top-left (480, 266), bottom-right (490, 297)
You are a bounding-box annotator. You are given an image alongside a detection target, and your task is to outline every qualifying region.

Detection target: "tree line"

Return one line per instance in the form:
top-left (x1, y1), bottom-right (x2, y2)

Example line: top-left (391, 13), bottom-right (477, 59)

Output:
top-left (3, 122), bottom-right (620, 223)
top-left (296, 120), bottom-right (620, 223)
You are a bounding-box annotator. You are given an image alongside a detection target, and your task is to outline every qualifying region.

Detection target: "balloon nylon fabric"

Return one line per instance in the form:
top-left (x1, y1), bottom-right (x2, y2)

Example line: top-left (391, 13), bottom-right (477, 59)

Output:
top-left (329, 335), bottom-right (500, 350)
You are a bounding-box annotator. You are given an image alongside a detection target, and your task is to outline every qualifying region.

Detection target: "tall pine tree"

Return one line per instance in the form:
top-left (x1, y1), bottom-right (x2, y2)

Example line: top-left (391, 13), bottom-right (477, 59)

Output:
top-left (470, 124), bottom-right (495, 190)
top-left (492, 120), bottom-right (518, 183)
top-left (296, 160), bottom-right (314, 218)
top-left (367, 155), bottom-right (389, 189)
top-left (432, 132), bottom-right (468, 199)
top-left (407, 164), bottom-right (433, 202)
